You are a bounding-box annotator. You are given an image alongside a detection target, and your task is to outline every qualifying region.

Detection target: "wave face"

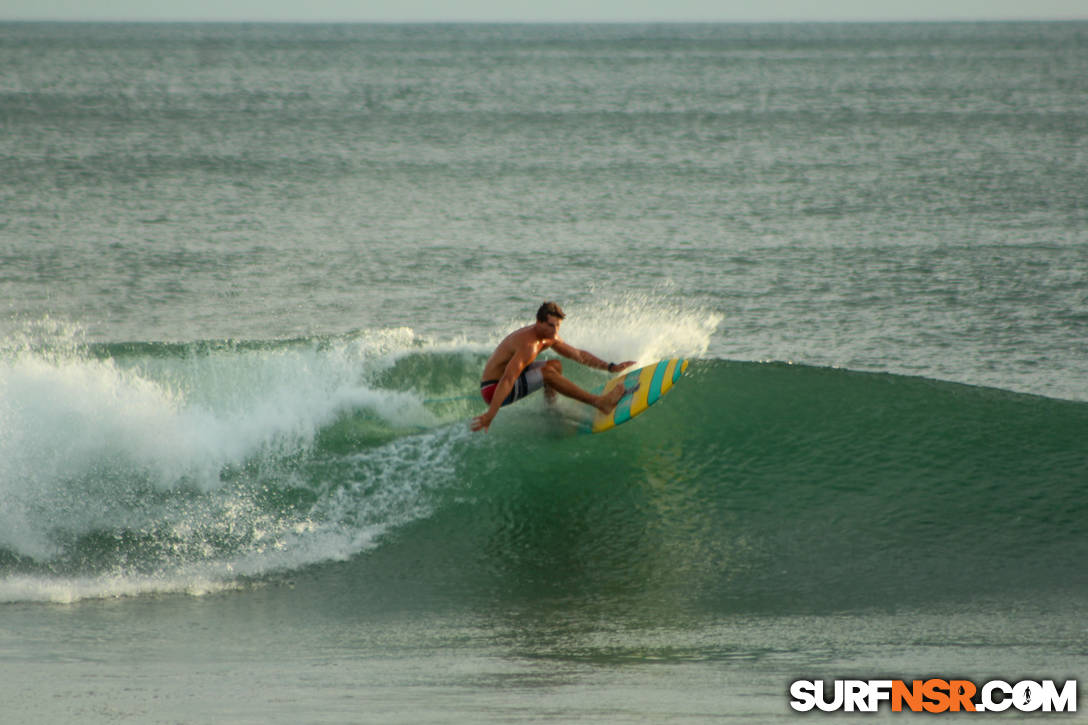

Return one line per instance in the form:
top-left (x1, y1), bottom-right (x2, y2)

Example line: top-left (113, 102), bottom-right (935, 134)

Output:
top-left (1, 333), bottom-right (1085, 609)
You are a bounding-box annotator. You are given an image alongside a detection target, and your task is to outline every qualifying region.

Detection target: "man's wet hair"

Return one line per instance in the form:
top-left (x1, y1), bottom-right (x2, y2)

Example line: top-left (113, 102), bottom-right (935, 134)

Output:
top-left (536, 301), bottom-right (566, 322)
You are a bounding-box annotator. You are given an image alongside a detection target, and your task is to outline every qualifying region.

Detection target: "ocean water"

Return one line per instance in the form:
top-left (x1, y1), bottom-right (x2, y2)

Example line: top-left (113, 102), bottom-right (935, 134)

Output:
top-left (1, 21), bottom-right (1086, 723)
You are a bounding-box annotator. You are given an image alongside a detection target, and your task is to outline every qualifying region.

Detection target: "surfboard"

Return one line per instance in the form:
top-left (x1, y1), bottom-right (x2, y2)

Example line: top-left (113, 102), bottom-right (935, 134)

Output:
top-left (581, 358), bottom-right (689, 434)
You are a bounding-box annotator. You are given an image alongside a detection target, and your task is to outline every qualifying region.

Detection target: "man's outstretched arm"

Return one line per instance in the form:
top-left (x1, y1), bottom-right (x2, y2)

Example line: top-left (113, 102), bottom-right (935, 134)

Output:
top-left (470, 351), bottom-right (532, 433)
top-left (551, 340), bottom-right (635, 373)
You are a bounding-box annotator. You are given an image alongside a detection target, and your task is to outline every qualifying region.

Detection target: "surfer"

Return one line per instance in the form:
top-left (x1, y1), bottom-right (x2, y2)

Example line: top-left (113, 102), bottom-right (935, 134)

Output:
top-left (471, 302), bottom-right (635, 433)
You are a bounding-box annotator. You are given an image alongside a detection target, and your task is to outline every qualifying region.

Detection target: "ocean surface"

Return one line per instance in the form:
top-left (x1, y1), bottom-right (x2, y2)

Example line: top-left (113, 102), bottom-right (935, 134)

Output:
top-left (1, 21), bottom-right (1086, 723)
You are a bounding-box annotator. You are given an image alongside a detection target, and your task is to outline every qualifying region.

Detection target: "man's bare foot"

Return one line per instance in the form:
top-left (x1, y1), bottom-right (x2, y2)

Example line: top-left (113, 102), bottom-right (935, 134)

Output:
top-left (594, 382), bottom-right (630, 414)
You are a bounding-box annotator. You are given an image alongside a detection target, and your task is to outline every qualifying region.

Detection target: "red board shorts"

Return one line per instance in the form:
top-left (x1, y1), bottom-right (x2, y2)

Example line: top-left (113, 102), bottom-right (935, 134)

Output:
top-left (480, 361), bottom-right (547, 407)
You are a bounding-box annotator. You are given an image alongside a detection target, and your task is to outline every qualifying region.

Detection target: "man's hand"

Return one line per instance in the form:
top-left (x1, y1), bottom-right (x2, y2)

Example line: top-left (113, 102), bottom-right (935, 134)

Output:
top-left (470, 411), bottom-right (494, 433)
top-left (610, 361), bottom-right (637, 373)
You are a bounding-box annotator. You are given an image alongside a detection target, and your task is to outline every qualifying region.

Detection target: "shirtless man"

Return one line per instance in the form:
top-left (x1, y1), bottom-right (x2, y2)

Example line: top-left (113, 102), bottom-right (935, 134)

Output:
top-left (471, 302), bottom-right (635, 433)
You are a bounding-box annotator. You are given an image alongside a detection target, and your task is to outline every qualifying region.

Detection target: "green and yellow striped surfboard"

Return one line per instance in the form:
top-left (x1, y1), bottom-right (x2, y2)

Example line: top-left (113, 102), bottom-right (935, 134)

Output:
top-left (581, 358), bottom-right (689, 434)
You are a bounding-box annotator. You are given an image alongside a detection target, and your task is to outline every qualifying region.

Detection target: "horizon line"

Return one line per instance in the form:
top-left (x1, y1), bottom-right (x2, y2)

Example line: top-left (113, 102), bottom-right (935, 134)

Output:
top-left (2, 17), bottom-right (1087, 24)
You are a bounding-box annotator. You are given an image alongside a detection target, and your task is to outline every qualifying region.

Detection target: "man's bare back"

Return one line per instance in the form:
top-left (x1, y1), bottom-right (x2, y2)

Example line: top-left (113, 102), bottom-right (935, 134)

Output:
top-left (471, 302), bottom-right (635, 433)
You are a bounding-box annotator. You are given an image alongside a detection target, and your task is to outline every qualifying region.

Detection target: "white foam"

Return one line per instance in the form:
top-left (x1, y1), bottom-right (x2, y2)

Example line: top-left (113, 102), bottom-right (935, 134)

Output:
top-left (0, 422), bottom-right (472, 604)
top-left (0, 327), bottom-right (475, 596)
top-left (0, 572), bottom-right (242, 605)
